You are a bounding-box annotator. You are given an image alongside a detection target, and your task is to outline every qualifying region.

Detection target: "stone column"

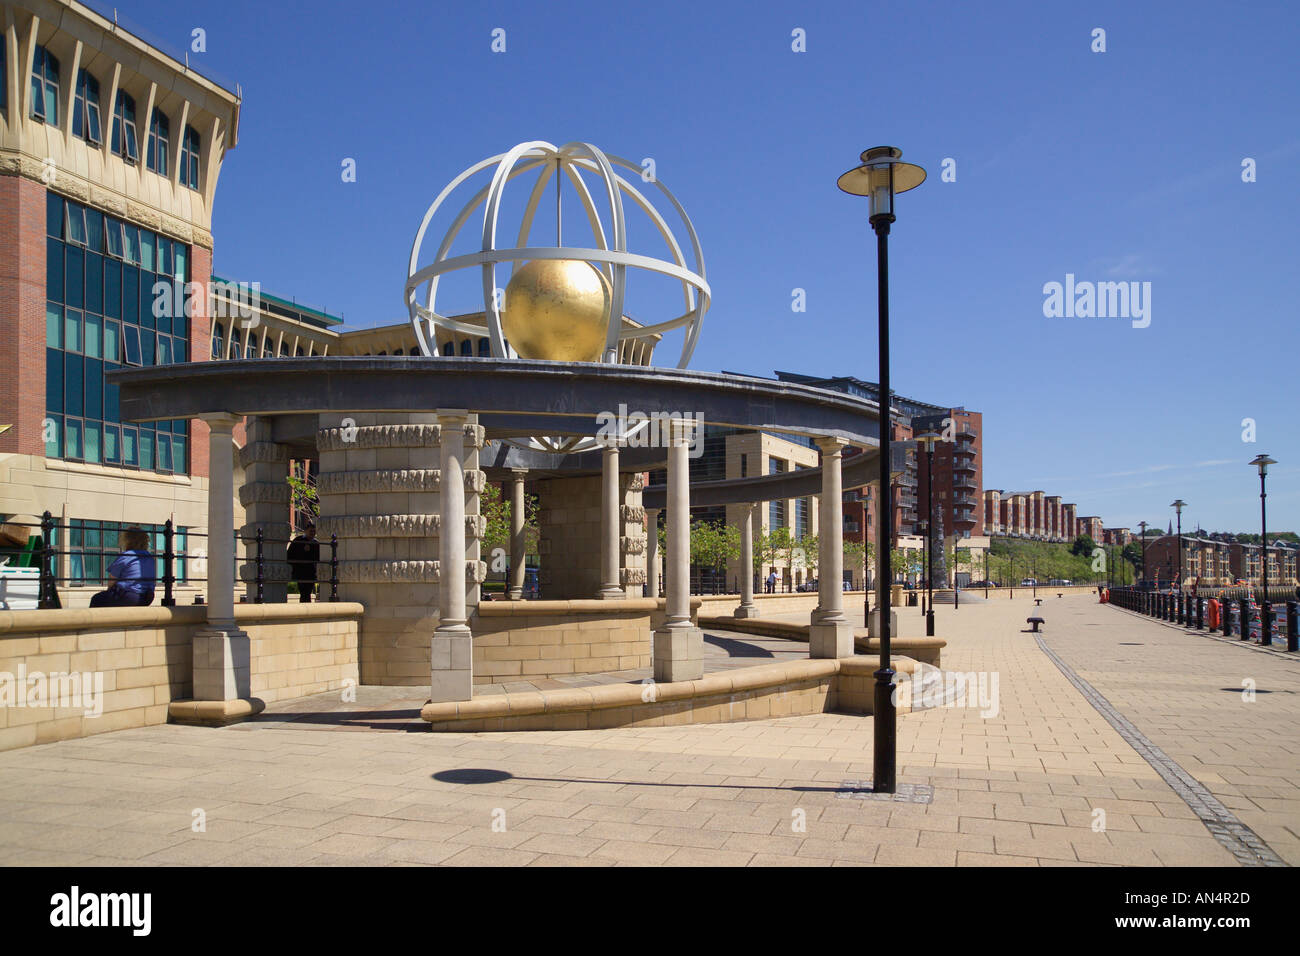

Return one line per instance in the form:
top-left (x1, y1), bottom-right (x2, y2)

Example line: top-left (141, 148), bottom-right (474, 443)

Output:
top-left (432, 409), bottom-right (473, 703)
top-left (193, 413), bottom-right (250, 701)
top-left (735, 503), bottom-right (759, 618)
top-left (237, 416), bottom-right (291, 603)
top-left (646, 508), bottom-right (660, 598)
top-left (508, 469), bottom-right (527, 600)
top-left (654, 418), bottom-right (703, 682)
top-left (811, 437), bottom-right (853, 657)
top-left (599, 440), bottom-right (625, 600)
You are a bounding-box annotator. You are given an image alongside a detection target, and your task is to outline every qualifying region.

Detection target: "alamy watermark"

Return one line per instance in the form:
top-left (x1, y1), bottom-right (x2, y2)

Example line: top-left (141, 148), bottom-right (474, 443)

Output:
top-left (595, 404), bottom-right (705, 458)
top-left (0, 666), bottom-right (103, 717)
top-left (892, 665), bottom-right (1000, 718)
top-left (1042, 273), bottom-right (1151, 328)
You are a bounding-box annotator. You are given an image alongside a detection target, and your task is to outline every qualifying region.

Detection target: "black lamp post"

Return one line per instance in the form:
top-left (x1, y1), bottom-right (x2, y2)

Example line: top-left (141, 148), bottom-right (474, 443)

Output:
top-left (1251, 454), bottom-right (1276, 645)
top-left (839, 146), bottom-right (926, 795)
top-left (916, 430), bottom-right (939, 636)
top-left (1171, 499), bottom-right (1186, 595)
top-left (1138, 520), bottom-right (1148, 587)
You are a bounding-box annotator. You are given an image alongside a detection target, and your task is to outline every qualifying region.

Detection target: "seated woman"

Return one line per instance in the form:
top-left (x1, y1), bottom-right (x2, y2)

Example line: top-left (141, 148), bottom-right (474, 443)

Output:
top-left (89, 527), bottom-right (157, 608)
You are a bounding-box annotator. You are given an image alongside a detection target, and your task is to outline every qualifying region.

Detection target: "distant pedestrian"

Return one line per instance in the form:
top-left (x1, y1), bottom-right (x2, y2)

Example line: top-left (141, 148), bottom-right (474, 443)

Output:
top-left (766, 570), bottom-right (777, 594)
top-left (89, 528), bottom-right (156, 608)
top-left (287, 522), bottom-right (321, 603)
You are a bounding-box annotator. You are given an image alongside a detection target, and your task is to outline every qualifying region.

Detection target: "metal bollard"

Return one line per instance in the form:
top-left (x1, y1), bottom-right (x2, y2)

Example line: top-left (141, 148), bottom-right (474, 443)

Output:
top-left (1287, 601), bottom-right (1298, 653)
top-left (1239, 598), bottom-right (1250, 640)
top-left (1195, 597), bottom-right (1203, 629)
top-left (161, 519), bottom-right (176, 607)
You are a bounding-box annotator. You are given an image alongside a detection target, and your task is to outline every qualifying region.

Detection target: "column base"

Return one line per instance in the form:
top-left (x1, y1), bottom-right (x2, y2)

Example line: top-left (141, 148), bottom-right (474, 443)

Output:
top-left (431, 625), bottom-right (473, 703)
top-left (598, 587), bottom-right (628, 601)
top-left (733, 604), bottom-right (761, 619)
top-left (867, 608), bottom-right (899, 640)
top-left (506, 588), bottom-right (523, 601)
top-left (653, 624), bottom-right (703, 682)
top-left (809, 620), bottom-right (854, 658)
top-left (168, 697), bottom-right (266, 727)
top-left (193, 628), bottom-right (251, 701)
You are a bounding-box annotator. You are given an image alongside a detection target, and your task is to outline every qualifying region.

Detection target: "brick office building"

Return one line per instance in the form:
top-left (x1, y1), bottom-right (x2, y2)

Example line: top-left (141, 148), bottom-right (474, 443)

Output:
top-left (0, 0), bottom-right (241, 600)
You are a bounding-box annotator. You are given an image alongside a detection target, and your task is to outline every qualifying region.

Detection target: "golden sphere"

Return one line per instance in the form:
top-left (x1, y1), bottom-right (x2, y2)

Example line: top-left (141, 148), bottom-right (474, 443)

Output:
top-left (502, 259), bottom-right (612, 362)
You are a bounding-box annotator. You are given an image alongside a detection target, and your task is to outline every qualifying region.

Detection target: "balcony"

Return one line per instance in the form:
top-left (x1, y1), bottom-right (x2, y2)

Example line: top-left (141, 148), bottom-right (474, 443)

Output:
top-left (953, 475), bottom-right (977, 492)
top-left (953, 458), bottom-right (976, 475)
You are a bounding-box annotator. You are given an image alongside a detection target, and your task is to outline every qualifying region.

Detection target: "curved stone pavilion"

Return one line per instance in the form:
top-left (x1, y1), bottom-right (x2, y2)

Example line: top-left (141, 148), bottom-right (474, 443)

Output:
top-left (108, 356), bottom-right (929, 728)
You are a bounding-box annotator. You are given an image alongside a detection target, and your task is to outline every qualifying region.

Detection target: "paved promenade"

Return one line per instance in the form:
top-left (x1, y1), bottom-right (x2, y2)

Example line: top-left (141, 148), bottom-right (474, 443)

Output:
top-left (0, 596), bottom-right (1296, 866)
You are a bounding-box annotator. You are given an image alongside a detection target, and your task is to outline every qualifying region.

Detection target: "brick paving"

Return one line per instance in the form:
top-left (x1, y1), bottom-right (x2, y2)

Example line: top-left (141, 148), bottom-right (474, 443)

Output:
top-left (0, 595), bottom-right (1296, 866)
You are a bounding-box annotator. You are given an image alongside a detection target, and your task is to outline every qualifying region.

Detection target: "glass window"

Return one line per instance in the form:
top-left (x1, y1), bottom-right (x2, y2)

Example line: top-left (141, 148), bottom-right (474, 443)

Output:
top-left (123, 324), bottom-right (141, 366)
top-left (30, 46), bottom-right (59, 125)
top-left (441, 341), bottom-right (455, 356)
top-left (103, 364), bottom-right (120, 421)
top-left (157, 237), bottom-right (172, 276)
top-left (103, 319), bottom-right (120, 362)
top-left (64, 247), bottom-right (83, 308)
top-left (156, 432), bottom-right (172, 472)
top-left (84, 209), bottom-right (103, 252)
top-left (230, 329), bottom-right (241, 359)
top-left (122, 225), bottom-right (140, 265)
top-left (295, 345), bottom-right (304, 356)
top-left (64, 202), bottom-right (87, 246)
top-left (46, 303), bottom-right (62, 347)
top-left (139, 231), bottom-right (154, 272)
top-left (104, 218), bottom-right (123, 259)
top-left (73, 69), bottom-right (102, 144)
top-left (246, 333), bottom-right (257, 359)
top-left (84, 312), bottom-right (101, 359)
top-left (64, 353), bottom-right (83, 416)
top-left (157, 333), bottom-right (172, 365)
top-left (64, 308), bottom-right (82, 353)
top-left (460, 339), bottom-right (472, 356)
top-left (104, 259), bottom-right (121, 319)
top-left (139, 329), bottom-right (155, 366)
top-left (173, 434), bottom-right (187, 473)
top-left (44, 414), bottom-right (61, 458)
top-left (111, 90), bottom-right (138, 163)
top-left (173, 243), bottom-right (186, 280)
top-left (139, 430), bottom-right (153, 470)
top-left (84, 253), bottom-right (102, 315)
top-left (103, 425), bottom-right (120, 464)
top-left (47, 191), bottom-right (63, 238)
top-left (84, 420), bottom-right (101, 464)
top-left (122, 265), bottom-right (138, 323)
top-left (46, 238), bottom-right (63, 301)
top-left (84, 359), bottom-right (102, 419)
top-left (64, 417), bottom-right (82, 459)
top-left (180, 126), bottom-right (200, 189)
top-left (122, 426), bottom-right (137, 467)
top-left (477, 337), bottom-right (490, 356)
top-left (211, 322), bottom-right (224, 359)
top-left (45, 349), bottom-right (63, 413)
top-left (146, 108), bottom-right (169, 175)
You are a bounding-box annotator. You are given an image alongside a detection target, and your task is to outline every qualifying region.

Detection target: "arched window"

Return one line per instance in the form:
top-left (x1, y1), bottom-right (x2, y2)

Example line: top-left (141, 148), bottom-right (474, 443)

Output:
top-left (263, 337), bottom-right (274, 358)
top-left (295, 345), bottom-right (304, 356)
top-left (441, 341), bottom-right (455, 356)
top-left (477, 337), bottom-right (490, 356)
top-left (73, 69), bottom-right (102, 144)
top-left (146, 108), bottom-right (169, 174)
top-left (179, 126), bottom-right (200, 189)
top-left (394, 348), bottom-right (404, 356)
top-left (30, 46), bottom-right (59, 125)
top-left (211, 322), bottom-right (224, 360)
top-left (245, 332), bottom-right (257, 359)
top-left (279, 340), bottom-right (289, 356)
top-left (230, 328), bottom-right (241, 360)
top-left (459, 339), bottom-right (472, 356)
top-left (111, 91), bottom-right (138, 163)
top-left (378, 350), bottom-right (387, 356)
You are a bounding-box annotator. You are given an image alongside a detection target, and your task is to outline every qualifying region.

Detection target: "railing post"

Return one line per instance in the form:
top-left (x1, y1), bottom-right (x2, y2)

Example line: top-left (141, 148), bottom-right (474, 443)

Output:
top-left (38, 511), bottom-right (56, 610)
top-left (329, 533), bottom-right (339, 602)
top-left (161, 519), bottom-right (176, 607)
top-left (1287, 601), bottom-right (1298, 653)
top-left (1239, 597), bottom-right (1250, 641)
top-left (1195, 596), bottom-right (1203, 629)
top-left (255, 526), bottom-right (265, 604)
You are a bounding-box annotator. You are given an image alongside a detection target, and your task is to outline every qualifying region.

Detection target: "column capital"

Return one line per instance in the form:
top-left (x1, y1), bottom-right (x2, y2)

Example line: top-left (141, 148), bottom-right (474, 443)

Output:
top-left (510, 468), bottom-right (529, 479)
top-left (200, 412), bottom-right (242, 432)
top-left (436, 408), bottom-right (470, 425)
top-left (815, 435), bottom-right (850, 454)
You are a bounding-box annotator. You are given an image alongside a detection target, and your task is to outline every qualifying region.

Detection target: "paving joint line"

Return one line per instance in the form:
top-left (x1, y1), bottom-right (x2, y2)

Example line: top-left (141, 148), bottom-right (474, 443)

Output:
top-left (1033, 634), bottom-right (1288, 867)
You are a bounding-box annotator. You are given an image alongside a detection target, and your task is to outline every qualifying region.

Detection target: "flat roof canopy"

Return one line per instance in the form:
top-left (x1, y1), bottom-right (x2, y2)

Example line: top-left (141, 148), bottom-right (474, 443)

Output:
top-left (111, 357), bottom-right (888, 445)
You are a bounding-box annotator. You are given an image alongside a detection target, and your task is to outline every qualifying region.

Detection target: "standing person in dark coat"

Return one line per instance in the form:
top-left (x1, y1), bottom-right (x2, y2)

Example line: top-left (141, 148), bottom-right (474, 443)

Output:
top-left (286, 522), bottom-right (321, 603)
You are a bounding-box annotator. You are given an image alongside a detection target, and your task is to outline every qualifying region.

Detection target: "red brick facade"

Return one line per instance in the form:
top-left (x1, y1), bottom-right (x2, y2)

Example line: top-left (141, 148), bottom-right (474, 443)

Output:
top-left (0, 175), bottom-right (49, 457)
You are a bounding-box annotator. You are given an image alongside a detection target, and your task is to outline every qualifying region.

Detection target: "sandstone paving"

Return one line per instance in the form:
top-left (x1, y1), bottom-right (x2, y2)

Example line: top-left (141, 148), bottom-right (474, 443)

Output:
top-left (0, 594), bottom-right (1295, 865)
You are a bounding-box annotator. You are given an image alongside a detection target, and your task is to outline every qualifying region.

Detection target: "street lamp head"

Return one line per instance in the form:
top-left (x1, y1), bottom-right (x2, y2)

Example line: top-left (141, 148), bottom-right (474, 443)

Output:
top-left (1171, 499), bottom-right (1186, 514)
top-left (1251, 453), bottom-right (1276, 477)
top-left (915, 430), bottom-right (941, 451)
top-left (837, 146), bottom-right (927, 222)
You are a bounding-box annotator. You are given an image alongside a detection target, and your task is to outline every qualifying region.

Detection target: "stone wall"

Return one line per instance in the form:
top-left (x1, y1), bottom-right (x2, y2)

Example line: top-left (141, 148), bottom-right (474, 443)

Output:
top-left (0, 603), bottom-right (361, 751)
top-left (537, 472), bottom-right (646, 600)
top-left (315, 415), bottom-right (484, 685)
top-left (472, 599), bottom-right (655, 685)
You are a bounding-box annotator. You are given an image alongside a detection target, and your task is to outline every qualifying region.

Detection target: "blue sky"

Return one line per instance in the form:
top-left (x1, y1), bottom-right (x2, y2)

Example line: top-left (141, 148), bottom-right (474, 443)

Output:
top-left (110, 0), bottom-right (1297, 534)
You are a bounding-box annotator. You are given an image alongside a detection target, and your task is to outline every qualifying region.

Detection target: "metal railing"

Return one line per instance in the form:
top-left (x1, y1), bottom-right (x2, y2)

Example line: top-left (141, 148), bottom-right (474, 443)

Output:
top-left (1107, 584), bottom-right (1298, 651)
top-left (2, 512), bottom-right (341, 609)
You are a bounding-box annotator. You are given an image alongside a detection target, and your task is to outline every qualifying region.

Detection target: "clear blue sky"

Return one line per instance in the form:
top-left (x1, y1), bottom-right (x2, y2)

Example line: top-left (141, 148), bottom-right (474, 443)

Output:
top-left (109, 0), bottom-right (1298, 535)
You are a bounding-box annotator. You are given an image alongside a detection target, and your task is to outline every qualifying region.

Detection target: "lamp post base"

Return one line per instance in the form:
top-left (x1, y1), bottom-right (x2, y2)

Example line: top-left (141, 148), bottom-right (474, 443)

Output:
top-left (872, 667), bottom-right (896, 793)
top-left (925, 610), bottom-right (935, 637)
